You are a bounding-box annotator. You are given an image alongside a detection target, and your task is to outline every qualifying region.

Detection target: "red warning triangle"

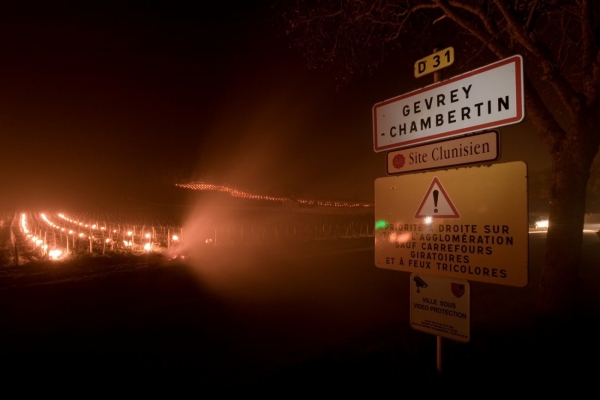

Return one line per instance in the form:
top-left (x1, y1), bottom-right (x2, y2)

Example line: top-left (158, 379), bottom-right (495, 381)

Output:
top-left (414, 177), bottom-right (460, 219)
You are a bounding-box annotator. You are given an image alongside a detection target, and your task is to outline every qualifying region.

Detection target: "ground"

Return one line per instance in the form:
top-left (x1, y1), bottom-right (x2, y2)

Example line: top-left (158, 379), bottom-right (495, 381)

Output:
top-left (0, 229), bottom-right (599, 394)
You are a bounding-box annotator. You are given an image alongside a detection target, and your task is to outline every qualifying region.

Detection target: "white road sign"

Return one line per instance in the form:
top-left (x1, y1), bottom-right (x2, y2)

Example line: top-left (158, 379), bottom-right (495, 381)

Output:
top-left (374, 161), bottom-right (528, 287)
top-left (410, 273), bottom-right (470, 342)
top-left (373, 55), bottom-right (524, 152)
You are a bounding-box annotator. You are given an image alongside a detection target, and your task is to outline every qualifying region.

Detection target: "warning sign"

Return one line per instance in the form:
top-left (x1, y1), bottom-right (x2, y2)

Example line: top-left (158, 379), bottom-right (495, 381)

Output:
top-left (374, 161), bottom-right (528, 287)
top-left (414, 177), bottom-right (460, 219)
top-left (410, 273), bottom-right (470, 342)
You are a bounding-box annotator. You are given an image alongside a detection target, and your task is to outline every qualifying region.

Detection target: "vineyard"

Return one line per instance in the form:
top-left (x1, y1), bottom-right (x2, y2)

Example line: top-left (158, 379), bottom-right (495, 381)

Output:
top-left (0, 205), bottom-right (375, 266)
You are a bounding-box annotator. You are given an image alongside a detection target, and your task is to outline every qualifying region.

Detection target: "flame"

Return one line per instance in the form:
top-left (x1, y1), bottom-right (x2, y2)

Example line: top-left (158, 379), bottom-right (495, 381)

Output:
top-left (175, 181), bottom-right (373, 208)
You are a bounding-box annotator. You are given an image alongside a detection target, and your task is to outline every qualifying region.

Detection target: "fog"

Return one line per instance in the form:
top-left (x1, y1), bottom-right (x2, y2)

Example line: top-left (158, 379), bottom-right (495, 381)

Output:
top-left (0, 3), bottom-right (558, 214)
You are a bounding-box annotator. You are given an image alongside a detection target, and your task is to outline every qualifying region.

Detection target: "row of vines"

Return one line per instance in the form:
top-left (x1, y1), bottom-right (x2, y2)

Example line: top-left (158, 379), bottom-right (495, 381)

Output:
top-left (2, 206), bottom-right (375, 264)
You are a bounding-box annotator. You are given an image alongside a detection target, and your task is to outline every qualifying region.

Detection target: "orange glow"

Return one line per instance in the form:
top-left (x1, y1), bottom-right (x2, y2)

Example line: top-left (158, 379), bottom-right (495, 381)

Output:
top-left (176, 181), bottom-right (373, 208)
top-left (48, 249), bottom-right (63, 260)
top-left (21, 213), bottom-right (30, 234)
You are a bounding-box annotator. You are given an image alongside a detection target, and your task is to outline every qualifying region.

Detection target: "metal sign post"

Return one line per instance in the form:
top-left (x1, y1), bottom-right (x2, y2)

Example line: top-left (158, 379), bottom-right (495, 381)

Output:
top-left (433, 51), bottom-right (444, 374)
top-left (410, 273), bottom-right (471, 372)
top-left (374, 46), bottom-right (528, 377)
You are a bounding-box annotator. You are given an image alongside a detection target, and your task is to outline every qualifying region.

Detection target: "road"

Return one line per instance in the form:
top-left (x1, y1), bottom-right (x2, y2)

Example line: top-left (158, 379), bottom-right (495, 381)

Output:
top-left (0, 231), bottom-right (599, 392)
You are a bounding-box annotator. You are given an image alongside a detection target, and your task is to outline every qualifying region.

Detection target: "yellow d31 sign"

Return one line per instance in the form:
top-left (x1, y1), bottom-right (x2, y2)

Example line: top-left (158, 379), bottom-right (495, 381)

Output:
top-left (414, 47), bottom-right (454, 78)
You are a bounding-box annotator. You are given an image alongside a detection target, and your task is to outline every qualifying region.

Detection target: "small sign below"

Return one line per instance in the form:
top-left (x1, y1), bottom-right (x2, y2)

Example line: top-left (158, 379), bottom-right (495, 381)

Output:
top-left (414, 47), bottom-right (455, 78)
top-left (386, 130), bottom-right (500, 175)
top-left (410, 273), bottom-right (470, 342)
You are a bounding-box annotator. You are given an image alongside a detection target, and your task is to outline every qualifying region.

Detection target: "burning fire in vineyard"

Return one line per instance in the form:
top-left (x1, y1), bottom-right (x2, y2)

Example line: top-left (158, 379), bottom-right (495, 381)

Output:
top-left (175, 182), bottom-right (373, 208)
top-left (6, 182), bottom-right (374, 265)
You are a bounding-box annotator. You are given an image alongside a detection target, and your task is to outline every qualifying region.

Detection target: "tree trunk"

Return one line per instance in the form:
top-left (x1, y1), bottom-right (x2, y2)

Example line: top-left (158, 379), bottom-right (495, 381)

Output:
top-left (536, 117), bottom-right (598, 318)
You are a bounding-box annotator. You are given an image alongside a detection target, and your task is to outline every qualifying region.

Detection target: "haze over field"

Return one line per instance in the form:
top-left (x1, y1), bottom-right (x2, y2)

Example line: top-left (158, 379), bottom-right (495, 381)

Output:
top-left (0, 2), bottom-right (554, 211)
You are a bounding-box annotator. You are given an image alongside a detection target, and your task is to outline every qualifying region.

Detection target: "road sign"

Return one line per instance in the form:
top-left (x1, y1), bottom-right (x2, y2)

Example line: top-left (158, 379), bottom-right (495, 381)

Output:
top-left (410, 273), bottom-right (470, 342)
top-left (414, 177), bottom-right (460, 219)
top-left (374, 161), bottom-right (528, 287)
top-left (373, 55), bottom-right (524, 152)
top-left (387, 130), bottom-right (500, 175)
top-left (414, 47), bottom-right (454, 78)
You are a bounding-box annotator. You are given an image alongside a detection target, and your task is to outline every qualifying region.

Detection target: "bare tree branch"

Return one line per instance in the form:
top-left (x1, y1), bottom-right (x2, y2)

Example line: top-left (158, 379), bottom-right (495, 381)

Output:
top-left (447, 0), bottom-right (501, 38)
top-left (492, 0), bottom-right (583, 117)
top-left (581, 0), bottom-right (600, 108)
top-left (524, 0), bottom-right (540, 32)
top-left (436, 0), bottom-right (512, 59)
top-left (523, 77), bottom-right (567, 155)
top-left (591, 52), bottom-right (600, 110)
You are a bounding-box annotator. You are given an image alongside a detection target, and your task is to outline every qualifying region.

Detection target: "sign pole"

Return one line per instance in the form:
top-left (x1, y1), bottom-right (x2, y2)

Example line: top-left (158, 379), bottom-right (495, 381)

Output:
top-left (377, 35), bottom-right (528, 380)
top-left (433, 46), bottom-right (443, 375)
top-left (437, 335), bottom-right (442, 374)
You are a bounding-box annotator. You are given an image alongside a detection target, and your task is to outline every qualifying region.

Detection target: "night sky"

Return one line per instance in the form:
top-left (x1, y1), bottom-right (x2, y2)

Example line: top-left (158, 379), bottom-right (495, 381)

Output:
top-left (0, 2), bottom-right (551, 210)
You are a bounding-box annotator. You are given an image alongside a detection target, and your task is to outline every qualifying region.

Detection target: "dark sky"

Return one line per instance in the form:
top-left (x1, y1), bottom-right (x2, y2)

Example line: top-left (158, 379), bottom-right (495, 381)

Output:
top-left (0, 1), bottom-right (551, 209)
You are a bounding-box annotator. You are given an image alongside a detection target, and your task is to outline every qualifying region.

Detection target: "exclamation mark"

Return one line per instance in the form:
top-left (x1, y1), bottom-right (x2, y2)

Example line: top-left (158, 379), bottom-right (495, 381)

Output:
top-left (433, 190), bottom-right (439, 213)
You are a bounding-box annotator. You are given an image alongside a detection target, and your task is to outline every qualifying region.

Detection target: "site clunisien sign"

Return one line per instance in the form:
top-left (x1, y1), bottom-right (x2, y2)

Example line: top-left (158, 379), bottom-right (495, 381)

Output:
top-left (374, 161), bottom-right (528, 287)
